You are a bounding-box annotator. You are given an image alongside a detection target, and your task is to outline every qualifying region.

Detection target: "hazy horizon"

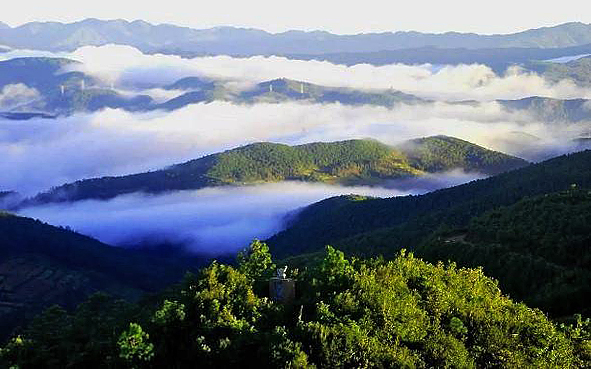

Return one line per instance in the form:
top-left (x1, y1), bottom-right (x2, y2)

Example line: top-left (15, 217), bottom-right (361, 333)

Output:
top-left (1, 0), bottom-right (591, 35)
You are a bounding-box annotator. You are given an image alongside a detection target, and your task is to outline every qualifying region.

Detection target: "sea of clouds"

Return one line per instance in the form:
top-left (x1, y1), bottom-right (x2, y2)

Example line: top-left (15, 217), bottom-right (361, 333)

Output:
top-left (1, 44), bottom-right (589, 253)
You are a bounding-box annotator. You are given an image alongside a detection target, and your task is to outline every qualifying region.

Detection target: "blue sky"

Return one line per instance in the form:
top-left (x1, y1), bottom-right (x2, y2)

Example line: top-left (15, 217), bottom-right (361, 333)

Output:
top-left (2, 0), bottom-right (590, 34)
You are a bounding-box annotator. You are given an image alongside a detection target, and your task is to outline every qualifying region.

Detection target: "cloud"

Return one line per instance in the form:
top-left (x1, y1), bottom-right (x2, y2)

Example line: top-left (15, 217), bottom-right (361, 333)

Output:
top-left (0, 45), bottom-right (589, 196)
top-left (0, 83), bottom-right (40, 109)
top-left (3, 44), bottom-right (591, 102)
top-left (114, 87), bottom-right (185, 103)
top-left (61, 45), bottom-right (591, 101)
top-left (383, 169), bottom-right (487, 192)
top-left (1, 100), bottom-right (588, 195)
top-left (17, 178), bottom-right (482, 255)
top-left (1, 45), bottom-right (588, 255)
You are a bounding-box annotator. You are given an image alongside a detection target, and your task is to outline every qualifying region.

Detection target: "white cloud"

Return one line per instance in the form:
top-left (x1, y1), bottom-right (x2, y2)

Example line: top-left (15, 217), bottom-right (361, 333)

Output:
top-left (0, 83), bottom-right (40, 109)
top-left (0, 102), bottom-right (584, 194)
top-left (65, 45), bottom-right (591, 101)
top-left (18, 176), bottom-right (491, 254)
top-left (0, 46), bottom-right (589, 196)
top-left (18, 182), bottom-right (406, 254)
top-left (1, 100), bottom-right (585, 195)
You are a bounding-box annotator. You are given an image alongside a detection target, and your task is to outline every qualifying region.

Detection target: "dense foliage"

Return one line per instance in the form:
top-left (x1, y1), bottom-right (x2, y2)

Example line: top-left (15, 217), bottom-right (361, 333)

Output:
top-left (206, 140), bottom-right (417, 184)
top-left (269, 151), bottom-right (591, 318)
top-left (418, 189), bottom-right (591, 317)
top-left (2, 243), bottom-right (588, 368)
top-left (29, 137), bottom-right (527, 204)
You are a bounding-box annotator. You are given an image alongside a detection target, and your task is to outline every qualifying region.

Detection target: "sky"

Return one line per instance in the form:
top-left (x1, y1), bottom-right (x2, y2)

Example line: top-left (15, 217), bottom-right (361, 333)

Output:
top-left (1, 0), bottom-right (590, 34)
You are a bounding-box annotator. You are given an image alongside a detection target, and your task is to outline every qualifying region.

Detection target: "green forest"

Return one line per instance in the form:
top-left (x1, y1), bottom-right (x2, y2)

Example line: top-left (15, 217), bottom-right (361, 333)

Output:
top-left (2, 144), bottom-right (590, 368)
top-left (2, 242), bottom-right (589, 368)
top-left (268, 150), bottom-right (591, 319)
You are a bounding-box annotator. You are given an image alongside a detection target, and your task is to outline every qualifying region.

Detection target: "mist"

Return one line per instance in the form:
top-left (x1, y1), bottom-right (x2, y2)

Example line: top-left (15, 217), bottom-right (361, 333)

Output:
top-left (0, 83), bottom-right (40, 109)
top-left (62, 45), bottom-right (591, 101)
top-left (4, 45), bottom-right (591, 101)
top-left (17, 177), bottom-right (483, 255)
top-left (1, 100), bottom-right (588, 195)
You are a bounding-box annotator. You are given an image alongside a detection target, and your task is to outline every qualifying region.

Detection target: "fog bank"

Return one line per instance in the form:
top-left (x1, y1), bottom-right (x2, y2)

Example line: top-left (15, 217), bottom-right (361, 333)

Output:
top-left (1, 100), bottom-right (587, 195)
top-left (18, 176), bottom-right (484, 254)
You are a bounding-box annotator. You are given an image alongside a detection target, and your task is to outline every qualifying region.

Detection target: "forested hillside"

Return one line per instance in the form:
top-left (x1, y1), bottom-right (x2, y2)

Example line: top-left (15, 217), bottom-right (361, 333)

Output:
top-left (268, 150), bottom-right (591, 257)
top-left (418, 189), bottom-right (591, 316)
top-left (268, 150), bottom-right (591, 317)
top-left (0, 213), bottom-right (205, 339)
top-left (396, 135), bottom-right (528, 173)
top-left (1, 243), bottom-right (588, 368)
top-left (27, 137), bottom-right (527, 205)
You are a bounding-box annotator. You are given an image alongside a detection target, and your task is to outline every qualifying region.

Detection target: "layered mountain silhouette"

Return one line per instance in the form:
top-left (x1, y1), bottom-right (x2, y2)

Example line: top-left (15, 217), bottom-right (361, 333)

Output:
top-left (0, 19), bottom-right (591, 55)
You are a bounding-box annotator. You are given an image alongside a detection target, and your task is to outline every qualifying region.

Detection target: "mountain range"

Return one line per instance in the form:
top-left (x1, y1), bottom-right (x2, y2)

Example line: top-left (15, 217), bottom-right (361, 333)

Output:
top-left (1, 146), bottom-right (589, 346)
top-left (2, 17), bottom-right (591, 367)
top-left (1, 19), bottom-right (591, 56)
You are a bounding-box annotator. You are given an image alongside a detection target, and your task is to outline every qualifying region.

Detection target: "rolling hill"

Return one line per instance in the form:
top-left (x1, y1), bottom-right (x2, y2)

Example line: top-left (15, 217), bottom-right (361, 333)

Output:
top-left (0, 58), bottom-right (427, 114)
top-left (233, 78), bottom-right (424, 107)
top-left (2, 57), bottom-right (591, 123)
top-left (25, 136), bottom-right (528, 205)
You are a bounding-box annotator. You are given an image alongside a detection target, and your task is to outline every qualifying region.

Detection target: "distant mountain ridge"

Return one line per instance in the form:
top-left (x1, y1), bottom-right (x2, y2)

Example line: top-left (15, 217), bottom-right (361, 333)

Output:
top-left (25, 136), bottom-right (528, 205)
top-left (286, 44), bottom-right (591, 73)
top-left (3, 57), bottom-right (591, 123)
top-left (498, 96), bottom-right (591, 122)
top-left (0, 19), bottom-right (591, 55)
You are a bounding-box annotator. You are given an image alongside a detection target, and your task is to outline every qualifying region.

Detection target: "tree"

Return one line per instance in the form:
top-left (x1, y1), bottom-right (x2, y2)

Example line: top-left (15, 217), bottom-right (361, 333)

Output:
top-left (118, 323), bottom-right (154, 367)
